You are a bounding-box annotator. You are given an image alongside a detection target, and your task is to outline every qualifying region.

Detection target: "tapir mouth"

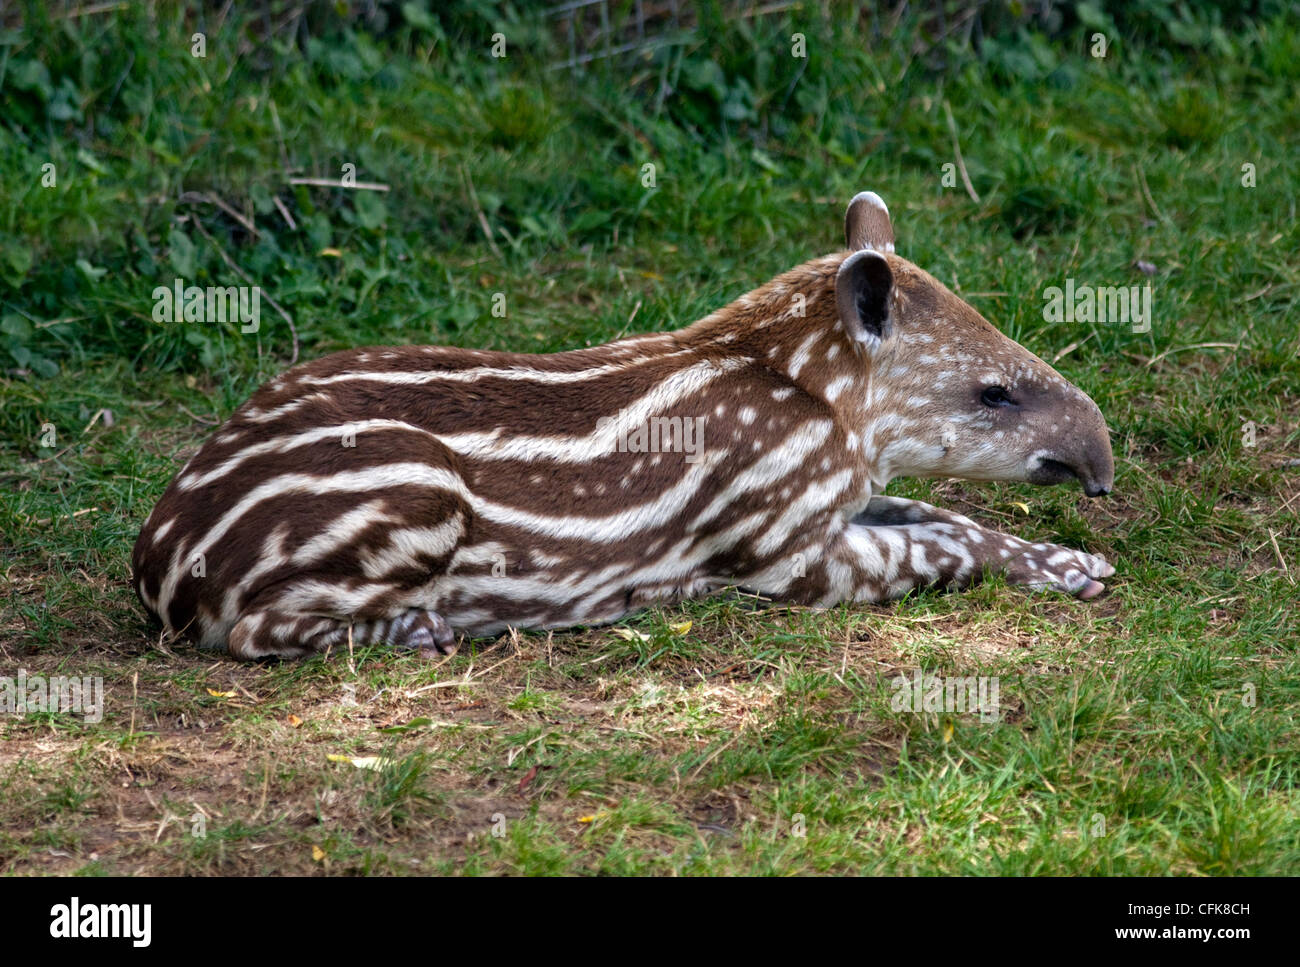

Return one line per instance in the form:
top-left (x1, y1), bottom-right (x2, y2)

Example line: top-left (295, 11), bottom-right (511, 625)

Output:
top-left (1028, 457), bottom-right (1111, 497)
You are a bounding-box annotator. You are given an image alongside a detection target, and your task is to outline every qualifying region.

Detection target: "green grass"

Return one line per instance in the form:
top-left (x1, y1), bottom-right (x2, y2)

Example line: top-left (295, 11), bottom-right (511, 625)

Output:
top-left (1, 1), bottom-right (1298, 875)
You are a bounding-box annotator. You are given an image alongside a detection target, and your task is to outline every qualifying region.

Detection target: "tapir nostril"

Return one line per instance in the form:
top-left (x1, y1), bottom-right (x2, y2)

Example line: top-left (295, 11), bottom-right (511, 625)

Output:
top-left (1084, 483), bottom-right (1111, 498)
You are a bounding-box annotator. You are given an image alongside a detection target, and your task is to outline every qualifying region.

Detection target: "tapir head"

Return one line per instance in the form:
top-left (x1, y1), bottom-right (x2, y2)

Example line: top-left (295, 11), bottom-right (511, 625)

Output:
top-left (836, 191), bottom-right (1114, 497)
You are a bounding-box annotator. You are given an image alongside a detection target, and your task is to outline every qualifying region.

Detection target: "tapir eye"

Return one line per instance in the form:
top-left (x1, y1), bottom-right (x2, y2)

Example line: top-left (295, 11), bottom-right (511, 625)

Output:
top-left (980, 385), bottom-right (1015, 408)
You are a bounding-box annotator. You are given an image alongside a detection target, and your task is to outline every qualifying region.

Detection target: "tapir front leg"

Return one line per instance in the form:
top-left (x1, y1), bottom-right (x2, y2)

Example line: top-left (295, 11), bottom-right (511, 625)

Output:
top-left (770, 502), bottom-right (1113, 606)
top-left (852, 494), bottom-right (983, 529)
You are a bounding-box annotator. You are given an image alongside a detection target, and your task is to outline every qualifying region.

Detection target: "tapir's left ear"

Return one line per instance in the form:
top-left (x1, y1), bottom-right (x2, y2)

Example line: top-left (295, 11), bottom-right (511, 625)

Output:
top-left (836, 249), bottom-right (894, 348)
top-left (844, 191), bottom-right (895, 253)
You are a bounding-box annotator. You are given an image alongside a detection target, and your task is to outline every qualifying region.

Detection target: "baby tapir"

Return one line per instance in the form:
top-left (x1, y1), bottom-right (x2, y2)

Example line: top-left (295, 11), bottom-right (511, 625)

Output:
top-left (133, 191), bottom-right (1115, 660)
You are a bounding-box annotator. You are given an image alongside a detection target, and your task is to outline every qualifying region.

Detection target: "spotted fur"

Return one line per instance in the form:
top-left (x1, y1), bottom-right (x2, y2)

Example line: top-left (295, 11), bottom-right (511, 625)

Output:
top-left (133, 191), bottom-right (1115, 660)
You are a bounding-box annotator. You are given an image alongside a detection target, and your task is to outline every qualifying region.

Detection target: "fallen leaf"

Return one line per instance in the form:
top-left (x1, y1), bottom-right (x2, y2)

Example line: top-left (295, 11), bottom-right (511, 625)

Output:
top-left (943, 721), bottom-right (955, 743)
top-left (326, 754), bottom-right (390, 771)
top-left (319, 247), bottom-right (342, 257)
top-left (610, 628), bottom-right (650, 642)
top-left (517, 765), bottom-right (538, 794)
top-left (1010, 501), bottom-right (1030, 515)
top-left (667, 620), bottom-right (692, 635)
top-left (206, 689), bottom-right (236, 698)
top-left (287, 714), bottom-right (303, 727)
top-left (312, 845), bottom-right (326, 862)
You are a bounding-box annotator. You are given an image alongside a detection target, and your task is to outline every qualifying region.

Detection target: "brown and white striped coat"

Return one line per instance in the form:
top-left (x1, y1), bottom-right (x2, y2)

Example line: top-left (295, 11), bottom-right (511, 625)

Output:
top-left (133, 191), bottom-right (1115, 660)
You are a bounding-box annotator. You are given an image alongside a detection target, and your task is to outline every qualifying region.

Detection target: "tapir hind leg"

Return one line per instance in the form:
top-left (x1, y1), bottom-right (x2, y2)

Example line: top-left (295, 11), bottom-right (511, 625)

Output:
top-left (226, 604), bottom-right (457, 660)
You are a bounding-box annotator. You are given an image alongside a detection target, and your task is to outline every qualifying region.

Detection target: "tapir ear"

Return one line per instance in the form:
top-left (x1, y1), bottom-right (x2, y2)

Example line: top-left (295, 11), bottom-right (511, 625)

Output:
top-left (836, 249), bottom-right (894, 347)
top-left (844, 191), bottom-right (896, 253)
